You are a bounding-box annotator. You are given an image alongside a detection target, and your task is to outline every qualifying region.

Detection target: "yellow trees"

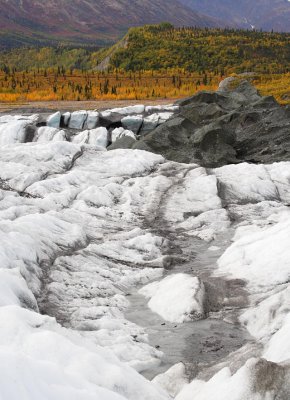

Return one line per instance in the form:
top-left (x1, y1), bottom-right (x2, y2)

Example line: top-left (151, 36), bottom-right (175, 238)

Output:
top-left (0, 69), bottom-right (289, 104)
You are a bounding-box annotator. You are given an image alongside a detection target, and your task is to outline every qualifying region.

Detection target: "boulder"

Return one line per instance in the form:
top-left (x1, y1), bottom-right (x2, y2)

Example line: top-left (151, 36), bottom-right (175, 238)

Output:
top-left (133, 117), bottom-right (196, 163)
top-left (190, 123), bottom-right (237, 166)
top-left (99, 112), bottom-right (123, 129)
top-left (139, 114), bottom-right (160, 135)
top-left (24, 124), bottom-right (37, 143)
top-left (134, 78), bottom-right (290, 167)
top-left (107, 136), bottom-right (136, 150)
top-left (180, 103), bottom-right (225, 124)
top-left (217, 76), bottom-right (236, 92)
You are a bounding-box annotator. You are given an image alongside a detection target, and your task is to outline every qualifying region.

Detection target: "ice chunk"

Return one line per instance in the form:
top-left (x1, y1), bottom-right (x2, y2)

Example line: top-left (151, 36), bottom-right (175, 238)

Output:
top-left (72, 130), bottom-right (89, 144)
top-left (72, 128), bottom-right (108, 148)
top-left (0, 119), bottom-right (33, 145)
top-left (102, 105), bottom-right (145, 117)
top-left (35, 127), bottom-right (66, 142)
top-left (88, 127), bottom-right (108, 148)
top-left (141, 114), bottom-right (160, 134)
top-left (140, 274), bottom-right (205, 323)
top-left (69, 111), bottom-right (88, 130)
top-left (86, 111), bottom-right (100, 129)
top-left (111, 128), bottom-right (136, 143)
top-left (121, 116), bottom-right (143, 134)
top-left (47, 111), bottom-right (61, 128)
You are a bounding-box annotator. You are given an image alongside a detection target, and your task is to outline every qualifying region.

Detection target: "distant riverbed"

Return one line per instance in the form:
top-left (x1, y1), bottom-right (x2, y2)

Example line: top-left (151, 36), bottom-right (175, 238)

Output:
top-left (0, 98), bottom-right (178, 114)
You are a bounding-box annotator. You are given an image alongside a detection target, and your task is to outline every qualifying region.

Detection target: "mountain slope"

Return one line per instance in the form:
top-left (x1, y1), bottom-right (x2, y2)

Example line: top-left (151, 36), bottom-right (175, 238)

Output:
top-left (0, 0), bottom-right (221, 48)
top-left (1, 25), bottom-right (289, 75)
top-left (181, 0), bottom-right (290, 32)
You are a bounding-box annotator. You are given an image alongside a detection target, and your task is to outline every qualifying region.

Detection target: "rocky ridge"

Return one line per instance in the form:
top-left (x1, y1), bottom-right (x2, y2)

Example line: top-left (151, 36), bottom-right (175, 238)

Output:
top-left (133, 78), bottom-right (290, 167)
top-left (0, 0), bottom-right (222, 48)
top-left (181, 0), bottom-right (290, 32)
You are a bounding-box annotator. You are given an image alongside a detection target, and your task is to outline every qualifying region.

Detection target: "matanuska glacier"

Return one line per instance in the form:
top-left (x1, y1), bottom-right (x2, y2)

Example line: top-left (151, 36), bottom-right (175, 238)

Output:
top-left (1, 86), bottom-right (290, 399)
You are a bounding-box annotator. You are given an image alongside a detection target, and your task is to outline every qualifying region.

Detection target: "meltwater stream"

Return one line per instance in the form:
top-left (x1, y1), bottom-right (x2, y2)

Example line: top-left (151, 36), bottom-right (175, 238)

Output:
top-left (126, 230), bottom-right (251, 380)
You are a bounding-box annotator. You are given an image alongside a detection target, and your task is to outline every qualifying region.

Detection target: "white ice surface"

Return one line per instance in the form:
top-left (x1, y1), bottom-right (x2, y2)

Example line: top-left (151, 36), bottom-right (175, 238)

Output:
top-left (0, 135), bottom-right (172, 399)
top-left (0, 306), bottom-right (169, 400)
top-left (1, 116), bottom-right (290, 399)
top-left (152, 363), bottom-right (188, 397)
top-left (178, 162), bottom-right (290, 400)
top-left (176, 358), bottom-right (288, 400)
top-left (217, 213), bottom-right (290, 290)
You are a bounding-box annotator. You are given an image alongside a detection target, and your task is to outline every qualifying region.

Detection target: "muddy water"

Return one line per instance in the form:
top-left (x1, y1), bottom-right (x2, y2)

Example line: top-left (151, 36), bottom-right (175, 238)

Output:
top-left (126, 229), bottom-right (251, 380)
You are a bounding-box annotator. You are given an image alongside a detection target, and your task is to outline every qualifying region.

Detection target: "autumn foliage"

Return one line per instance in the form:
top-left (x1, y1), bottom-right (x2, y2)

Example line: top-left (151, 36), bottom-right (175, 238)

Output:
top-left (0, 25), bottom-right (289, 104)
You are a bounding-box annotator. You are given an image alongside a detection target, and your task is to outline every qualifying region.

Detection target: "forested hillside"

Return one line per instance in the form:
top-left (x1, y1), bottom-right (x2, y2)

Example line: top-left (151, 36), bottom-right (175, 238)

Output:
top-left (0, 24), bottom-right (289, 104)
top-left (2, 25), bottom-right (290, 73)
top-left (109, 24), bottom-right (290, 74)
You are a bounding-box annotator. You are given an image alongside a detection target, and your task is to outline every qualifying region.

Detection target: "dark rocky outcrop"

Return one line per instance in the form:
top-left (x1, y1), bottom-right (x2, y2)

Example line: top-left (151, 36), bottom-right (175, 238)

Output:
top-left (107, 136), bottom-right (136, 150)
top-left (133, 78), bottom-right (290, 167)
top-left (99, 113), bottom-right (123, 129)
top-left (24, 124), bottom-right (37, 143)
